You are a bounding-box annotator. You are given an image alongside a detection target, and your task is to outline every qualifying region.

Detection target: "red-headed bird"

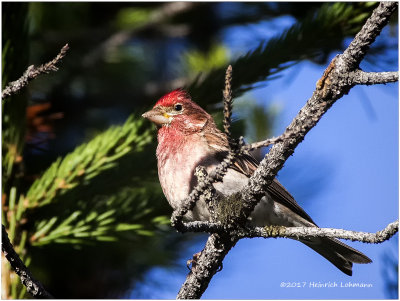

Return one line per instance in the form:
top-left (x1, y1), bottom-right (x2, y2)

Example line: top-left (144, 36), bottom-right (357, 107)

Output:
top-left (142, 89), bottom-right (371, 275)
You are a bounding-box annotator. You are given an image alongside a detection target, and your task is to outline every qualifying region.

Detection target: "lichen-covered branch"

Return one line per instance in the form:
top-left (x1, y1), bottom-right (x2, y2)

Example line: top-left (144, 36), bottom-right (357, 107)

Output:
top-left (223, 65), bottom-right (233, 141)
top-left (178, 220), bottom-right (399, 245)
top-left (243, 131), bottom-right (299, 152)
top-left (350, 70), bottom-right (399, 85)
top-left (243, 221), bottom-right (399, 243)
top-left (2, 44), bottom-right (69, 101)
top-left (176, 2), bottom-right (398, 299)
top-left (181, 221), bottom-right (224, 233)
top-left (177, 233), bottom-right (237, 299)
top-left (2, 225), bottom-right (53, 298)
top-left (341, 2), bottom-right (398, 71)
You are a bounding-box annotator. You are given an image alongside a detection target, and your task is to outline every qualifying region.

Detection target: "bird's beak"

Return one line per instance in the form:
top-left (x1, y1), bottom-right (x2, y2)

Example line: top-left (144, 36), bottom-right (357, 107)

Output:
top-left (142, 106), bottom-right (171, 126)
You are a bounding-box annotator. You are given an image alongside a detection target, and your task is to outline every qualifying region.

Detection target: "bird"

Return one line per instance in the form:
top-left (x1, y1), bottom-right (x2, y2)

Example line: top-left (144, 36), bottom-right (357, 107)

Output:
top-left (142, 88), bottom-right (372, 276)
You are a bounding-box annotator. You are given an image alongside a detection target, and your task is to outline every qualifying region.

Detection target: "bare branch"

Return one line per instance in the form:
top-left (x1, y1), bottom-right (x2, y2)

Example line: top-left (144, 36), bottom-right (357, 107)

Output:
top-left (2, 225), bottom-right (53, 298)
top-left (181, 221), bottom-right (399, 245)
top-left (177, 233), bottom-right (237, 299)
top-left (223, 65), bottom-right (233, 140)
top-left (181, 221), bottom-right (224, 233)
top-left (243, 221), bottom-right (399, 243)
top-left (341, 2), bottom-right (398, 71)
top-left (244, 131), bottom-right (299, 151)
top-left (2, 44), bottom-right (69, 101)
top-left (350, 70), bottom-right (398, 85)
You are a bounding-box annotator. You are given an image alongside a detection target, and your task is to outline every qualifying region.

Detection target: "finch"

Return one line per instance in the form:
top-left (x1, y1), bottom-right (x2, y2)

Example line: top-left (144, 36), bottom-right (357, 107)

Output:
top-left (142, 88), bottom-right (371, 275)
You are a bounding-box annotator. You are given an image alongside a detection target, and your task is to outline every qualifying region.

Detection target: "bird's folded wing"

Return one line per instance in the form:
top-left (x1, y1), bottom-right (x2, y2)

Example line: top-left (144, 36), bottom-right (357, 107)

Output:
top-left (231, 152), bottom-right (317, 226)
top-left (205, 129), bottom-right (316, 225)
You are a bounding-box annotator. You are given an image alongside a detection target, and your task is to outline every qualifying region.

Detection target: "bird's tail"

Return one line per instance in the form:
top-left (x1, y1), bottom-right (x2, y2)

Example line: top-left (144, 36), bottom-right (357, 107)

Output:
top-left (301, 237), bottom-right (372, 276)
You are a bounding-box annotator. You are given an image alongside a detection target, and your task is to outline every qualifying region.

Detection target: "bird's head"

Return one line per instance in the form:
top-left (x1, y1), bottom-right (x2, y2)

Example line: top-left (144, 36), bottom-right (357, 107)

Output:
top-left (142, 89), bottom-right (211, 133)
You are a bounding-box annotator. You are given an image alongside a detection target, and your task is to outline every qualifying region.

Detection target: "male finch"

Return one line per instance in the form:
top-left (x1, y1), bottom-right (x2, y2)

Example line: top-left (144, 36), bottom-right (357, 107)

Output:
top-left (142, 89), bottom-right (371, 275)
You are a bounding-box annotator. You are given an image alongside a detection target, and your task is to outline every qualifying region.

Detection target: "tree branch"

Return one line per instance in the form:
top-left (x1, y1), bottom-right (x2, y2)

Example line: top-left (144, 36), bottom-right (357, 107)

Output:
top-left (243, 131), bottom-right (299, 151)
top-left (2, 225), bottom-right (53, 298)
top-left (2, 44), bottom-right (69, 101)
top-left (176, 2), bottom-right (398, 299)
top-left (176, 233), bottom-right (237, 299)
top-left (223, 65), bottom-right (233, 141)
top-left (350, 70), bottom-right (399, 85)
top-left (341, 2), bottom-right (398, 71)
top-left (179, 220), bottom-right (399, 245)
top-left (243, 221), bottom-right (399, 243)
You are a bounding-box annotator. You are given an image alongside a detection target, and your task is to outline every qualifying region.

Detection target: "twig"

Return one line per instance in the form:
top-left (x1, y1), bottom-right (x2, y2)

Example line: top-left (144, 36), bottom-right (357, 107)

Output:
top-left (349, 70), bottom-right (399, 85)
top-left (244, 131), bottom-right (299, 151)
top-left (2, 44), bottom-right (69, 101)
top-left (242, 221), bottom-right (399, 243)
top-left (178, 220), bottom-right (399, 245)
top-left (176, 2), bottom-right (398, 299)
top-left (2, 225), bottom-right (53, 298)
top-left (182, 221), bottom-right (224, 234)
top-left (223, 65), bottom-right (233, 140)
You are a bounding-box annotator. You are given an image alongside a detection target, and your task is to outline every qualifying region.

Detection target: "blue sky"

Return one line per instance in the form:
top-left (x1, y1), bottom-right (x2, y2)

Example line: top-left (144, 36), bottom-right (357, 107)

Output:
top-left (131, 12), bottom-right (398, 300)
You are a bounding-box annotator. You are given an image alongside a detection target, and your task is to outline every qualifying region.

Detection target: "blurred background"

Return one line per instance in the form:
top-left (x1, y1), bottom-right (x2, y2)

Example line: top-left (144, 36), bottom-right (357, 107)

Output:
top-left (2, 2), bottom-right (398, 299)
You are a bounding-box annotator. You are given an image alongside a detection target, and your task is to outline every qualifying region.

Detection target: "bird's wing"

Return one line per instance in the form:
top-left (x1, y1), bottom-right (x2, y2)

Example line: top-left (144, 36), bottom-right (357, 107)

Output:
top-left (233, 154), bottom-right (317, 225)
top-left (267, 178), bottom-right (316, 225)
top-left (203, 128), bottom-right (259, 176)
top-left (204, 129), bottom-right (316, 225)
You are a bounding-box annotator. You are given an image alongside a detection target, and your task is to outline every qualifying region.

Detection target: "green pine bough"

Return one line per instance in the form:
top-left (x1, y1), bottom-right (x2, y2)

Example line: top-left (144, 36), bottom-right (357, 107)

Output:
top-left (30, 186), bottom-right (170, 246)
top-left (22, 115), bottom-right (172, 246)
top-left (25, 115), bottom-right (152, 208)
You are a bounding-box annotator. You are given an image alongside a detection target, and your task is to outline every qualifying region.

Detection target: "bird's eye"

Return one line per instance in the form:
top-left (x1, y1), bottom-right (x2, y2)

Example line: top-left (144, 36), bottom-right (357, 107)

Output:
top-left (174, 103), bottom-right (183, 111)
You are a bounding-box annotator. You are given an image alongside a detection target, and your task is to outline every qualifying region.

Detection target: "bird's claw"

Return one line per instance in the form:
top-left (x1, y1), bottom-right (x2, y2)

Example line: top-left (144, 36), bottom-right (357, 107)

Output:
top-left (186, 251), bottom-right (202, 271)
top-left (186, 252), bottom-right (223, 273)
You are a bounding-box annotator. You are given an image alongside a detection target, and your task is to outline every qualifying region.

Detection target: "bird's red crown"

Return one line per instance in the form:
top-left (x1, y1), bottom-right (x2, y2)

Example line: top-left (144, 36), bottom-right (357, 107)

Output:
top-left (155, 88), bottom-right (190, 107)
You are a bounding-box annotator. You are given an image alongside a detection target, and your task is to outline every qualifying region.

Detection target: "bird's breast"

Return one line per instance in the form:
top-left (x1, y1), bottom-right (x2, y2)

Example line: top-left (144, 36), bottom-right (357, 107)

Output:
top-left (156, 131), bottom-right (217, 212)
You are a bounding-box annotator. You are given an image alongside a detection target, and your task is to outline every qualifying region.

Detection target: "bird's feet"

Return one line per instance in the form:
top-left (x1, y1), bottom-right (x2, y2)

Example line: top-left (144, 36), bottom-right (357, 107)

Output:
top-left (186, 251), bottom-right (223, 272)
top-left (187, 251), bottom-right (201, 271)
